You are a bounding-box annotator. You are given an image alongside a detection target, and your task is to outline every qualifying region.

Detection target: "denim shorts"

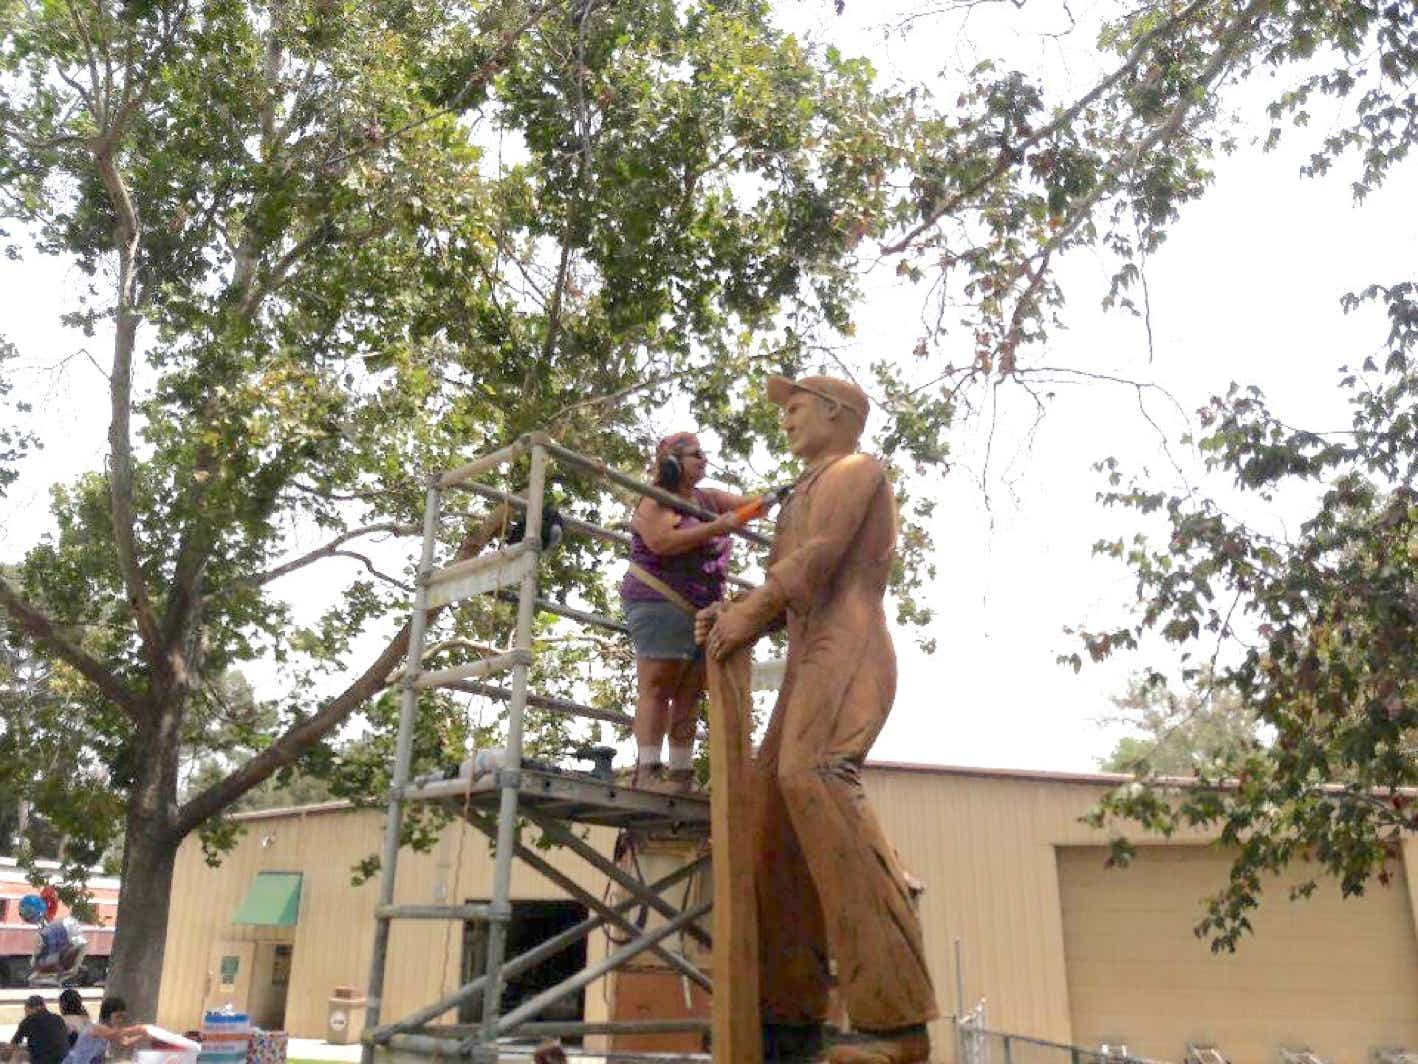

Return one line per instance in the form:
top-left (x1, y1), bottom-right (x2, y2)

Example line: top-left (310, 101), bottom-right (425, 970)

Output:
top-left (624, 599), bottom-right (701, 661)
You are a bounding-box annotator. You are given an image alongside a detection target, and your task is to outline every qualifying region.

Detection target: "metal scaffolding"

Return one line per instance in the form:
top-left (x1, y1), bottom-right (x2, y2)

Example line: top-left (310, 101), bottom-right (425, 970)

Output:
top-left (360, 432), bottom-right (766, 1063)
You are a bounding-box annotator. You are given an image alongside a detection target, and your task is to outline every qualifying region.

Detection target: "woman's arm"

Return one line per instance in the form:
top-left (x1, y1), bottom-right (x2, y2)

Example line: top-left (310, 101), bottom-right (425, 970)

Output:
top-left (632, 499), bottom-right (737, 556)
top-left (699, 486), bottom-right (754, 511)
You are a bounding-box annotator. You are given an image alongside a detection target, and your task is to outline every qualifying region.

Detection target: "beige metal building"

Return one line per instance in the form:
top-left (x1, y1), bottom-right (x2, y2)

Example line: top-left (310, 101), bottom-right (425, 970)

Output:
top-left (156, 763), bottom-right (1418, 1063)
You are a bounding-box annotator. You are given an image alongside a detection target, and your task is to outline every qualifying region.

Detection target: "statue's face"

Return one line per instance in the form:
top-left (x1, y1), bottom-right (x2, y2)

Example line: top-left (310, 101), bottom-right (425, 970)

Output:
top-left (782, 392), bottom-right (835, 460)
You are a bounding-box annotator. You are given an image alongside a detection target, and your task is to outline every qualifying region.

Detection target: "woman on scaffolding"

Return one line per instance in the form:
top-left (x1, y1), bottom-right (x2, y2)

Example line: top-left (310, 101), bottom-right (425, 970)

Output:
top-left (620, 431), bottom-right (753, 792)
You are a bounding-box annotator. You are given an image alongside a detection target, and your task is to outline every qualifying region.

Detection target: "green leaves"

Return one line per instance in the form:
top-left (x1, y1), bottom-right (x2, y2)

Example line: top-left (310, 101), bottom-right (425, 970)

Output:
top-left (1, 0), bottom-right (949, 923)
top-left (1077, 283), bottom-right (1418, 949)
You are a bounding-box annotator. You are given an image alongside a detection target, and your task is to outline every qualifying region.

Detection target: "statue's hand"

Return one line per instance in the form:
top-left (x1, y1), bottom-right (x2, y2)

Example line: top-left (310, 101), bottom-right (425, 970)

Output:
top-left (694, 603), bottom-right (722, 647)
top-left (707, 602), bottom-right (757, 661)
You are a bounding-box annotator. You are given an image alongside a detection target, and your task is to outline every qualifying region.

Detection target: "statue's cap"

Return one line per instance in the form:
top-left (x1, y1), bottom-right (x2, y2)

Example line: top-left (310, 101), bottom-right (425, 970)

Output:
top-left (766, 374), bottom-right (868, 418)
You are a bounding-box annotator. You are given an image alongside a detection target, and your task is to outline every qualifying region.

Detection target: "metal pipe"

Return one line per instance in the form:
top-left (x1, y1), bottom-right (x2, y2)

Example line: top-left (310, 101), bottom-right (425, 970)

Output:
top-left (464, 480), bottom-right (632, 549)
top-left (496, 899), bottom-right (713, 1034)
top-left (955, 937), bottom-right (966, 1064)
top-left (490, 815), bottom-right (711, 991)
top-left (409, 1020), bottom-right (710, 1039)
top-left (515, 1020), bottom-right (710, 1037)
top-left (493, 589), bottom-right (629, 634)
top-left (436, 437), bottom-right (529, 490)
top-left (450, 679), bottom-right (635, 731)
top-left (362, 482), bottom-right (441, 1064)
top-left (383, 1034), bottom-right (712, 1062)
top-left (527, 812), bottom-right (712, 950)
top-left (541, 438), bottom-right (770, 547)
top-left (374, 903), bottom-right (491, 920)
top-left (480, 442), bottom-right (548, 1044)
top-left (368, 856), bottom-right (706, 1043)
top-left (466, 480), bottom-right (756, 590)
top-left (413, 648), bottom-right (533, 690)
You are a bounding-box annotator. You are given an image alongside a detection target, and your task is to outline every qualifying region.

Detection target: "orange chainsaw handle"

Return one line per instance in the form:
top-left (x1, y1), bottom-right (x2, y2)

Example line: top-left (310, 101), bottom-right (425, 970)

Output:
top-left (729, 496), bottom-right (768, 526)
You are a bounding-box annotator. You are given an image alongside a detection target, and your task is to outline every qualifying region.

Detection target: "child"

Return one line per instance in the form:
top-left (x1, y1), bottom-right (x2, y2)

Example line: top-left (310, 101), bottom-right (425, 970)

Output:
top-left (57, 990), bottom-right (90, 1047)
top-left (60, 998), bottom-right (144, 1064)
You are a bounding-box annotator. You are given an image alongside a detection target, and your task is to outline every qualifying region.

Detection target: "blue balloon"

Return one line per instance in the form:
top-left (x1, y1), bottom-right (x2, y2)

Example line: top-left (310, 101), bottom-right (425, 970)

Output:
top-left (17, 895), bottom-right (45, 924)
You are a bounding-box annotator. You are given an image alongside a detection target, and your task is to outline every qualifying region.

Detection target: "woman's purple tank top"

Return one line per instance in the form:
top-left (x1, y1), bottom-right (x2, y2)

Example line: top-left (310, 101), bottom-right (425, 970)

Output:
top-left (620, 488), bottom-right (731, 609)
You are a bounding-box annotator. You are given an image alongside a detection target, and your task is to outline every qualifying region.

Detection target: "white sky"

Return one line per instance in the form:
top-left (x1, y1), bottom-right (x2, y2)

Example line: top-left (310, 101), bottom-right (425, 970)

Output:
top-left (2, 1), bottom-right (1415, 774)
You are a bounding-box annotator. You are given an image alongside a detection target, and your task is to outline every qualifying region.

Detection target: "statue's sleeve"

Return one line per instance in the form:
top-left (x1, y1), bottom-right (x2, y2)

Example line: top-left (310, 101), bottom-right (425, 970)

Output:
top-left (763, 454), bottom-right (888, 612)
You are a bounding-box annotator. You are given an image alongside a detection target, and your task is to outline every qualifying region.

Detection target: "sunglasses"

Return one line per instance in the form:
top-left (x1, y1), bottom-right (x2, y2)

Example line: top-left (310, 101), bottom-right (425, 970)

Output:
top-left (678, 449), bottom-right (708, 460)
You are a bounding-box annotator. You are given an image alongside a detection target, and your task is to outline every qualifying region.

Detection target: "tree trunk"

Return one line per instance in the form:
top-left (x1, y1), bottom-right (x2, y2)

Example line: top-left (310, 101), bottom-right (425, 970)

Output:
top-left (108, 702), bottom-right (185, 1023)
top-left (107, 806), bottom-right (181, 1022)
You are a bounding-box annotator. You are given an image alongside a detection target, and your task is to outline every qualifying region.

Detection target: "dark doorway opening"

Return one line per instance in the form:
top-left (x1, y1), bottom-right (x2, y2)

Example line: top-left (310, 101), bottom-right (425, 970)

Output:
top-left (459, 900), bottom-right (588, 1039)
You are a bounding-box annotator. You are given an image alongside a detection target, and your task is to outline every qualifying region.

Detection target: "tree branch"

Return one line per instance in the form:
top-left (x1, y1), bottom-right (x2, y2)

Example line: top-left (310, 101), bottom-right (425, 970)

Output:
top-left (222, 520), bottom-right (420, 593)
top-left (880, 0), bottom-right (1212, 255)
top-left (173, 504), bottom-right (512, 835)
top-left (93, 140), bottom-right (165, 676)
top-left (0, 574), bottom-right (143, 721)
top-left (1016, 0), bottom-right (1265, 270)
top-left (327, 549), bottom-right (414, 592)
top-left (319, 0), bottom-right (557, 170)
top-left (160, 433), bottom-right (218, 652)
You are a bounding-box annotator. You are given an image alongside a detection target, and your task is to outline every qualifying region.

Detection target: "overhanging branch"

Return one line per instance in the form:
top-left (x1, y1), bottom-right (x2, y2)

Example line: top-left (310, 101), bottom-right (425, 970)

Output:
top-left (173, 504), bottom-right (511, 836)
top-left (0, 575), bottom-right (144, 721)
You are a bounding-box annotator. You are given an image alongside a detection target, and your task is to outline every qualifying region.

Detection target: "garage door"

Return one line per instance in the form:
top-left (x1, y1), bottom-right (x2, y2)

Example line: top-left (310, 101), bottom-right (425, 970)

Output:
top-left (1058, 845), bottom-right (1418, 1064)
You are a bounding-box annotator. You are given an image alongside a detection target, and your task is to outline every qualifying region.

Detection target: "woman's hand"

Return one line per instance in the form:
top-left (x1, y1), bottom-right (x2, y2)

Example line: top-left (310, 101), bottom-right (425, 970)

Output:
top-left (709, 511), bottom-right (742, 534)
top-left (694, 603), bottom-right (722, 646)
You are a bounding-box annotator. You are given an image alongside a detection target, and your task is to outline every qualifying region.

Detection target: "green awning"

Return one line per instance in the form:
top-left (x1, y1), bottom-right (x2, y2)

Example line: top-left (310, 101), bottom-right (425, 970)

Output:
top-left (232, 872), bottom-right (302, 926)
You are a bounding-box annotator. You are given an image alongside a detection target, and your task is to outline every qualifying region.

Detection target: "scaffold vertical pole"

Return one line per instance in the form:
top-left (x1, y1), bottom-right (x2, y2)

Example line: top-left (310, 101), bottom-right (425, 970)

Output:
top-left (475, 439), bottom-right (547, 1059)
top-left (362, 480), bottom-right (442, 1064)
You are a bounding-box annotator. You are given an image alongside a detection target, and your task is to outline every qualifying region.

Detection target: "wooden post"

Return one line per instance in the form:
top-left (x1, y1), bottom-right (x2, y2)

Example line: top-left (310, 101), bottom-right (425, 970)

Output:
top-left (706, 647), bottom-right (761, 1064)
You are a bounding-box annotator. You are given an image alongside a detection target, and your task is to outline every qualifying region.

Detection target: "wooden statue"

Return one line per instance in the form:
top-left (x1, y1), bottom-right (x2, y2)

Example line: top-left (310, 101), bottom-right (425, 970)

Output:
top-left (699, 375), bottom-right (938, 1064)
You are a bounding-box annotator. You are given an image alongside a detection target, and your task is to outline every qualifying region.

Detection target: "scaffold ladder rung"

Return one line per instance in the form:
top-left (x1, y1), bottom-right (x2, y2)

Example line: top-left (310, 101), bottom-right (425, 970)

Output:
top-left (413, 648), bottom-right (532, 689)
top-left (425, 542), bottom-right (536, 608)
top-left (375, 903), bottom-right (493, 921)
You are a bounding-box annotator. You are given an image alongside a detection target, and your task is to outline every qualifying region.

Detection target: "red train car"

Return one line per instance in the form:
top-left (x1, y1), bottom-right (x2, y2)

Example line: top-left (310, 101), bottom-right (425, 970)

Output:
top-left (0, 859), bottom-right (118, 986)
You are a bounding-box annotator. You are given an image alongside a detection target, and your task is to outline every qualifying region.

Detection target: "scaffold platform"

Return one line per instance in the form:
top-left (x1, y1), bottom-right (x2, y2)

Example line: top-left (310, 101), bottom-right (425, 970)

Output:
top-left (408, 772), bottom-right (710, 835)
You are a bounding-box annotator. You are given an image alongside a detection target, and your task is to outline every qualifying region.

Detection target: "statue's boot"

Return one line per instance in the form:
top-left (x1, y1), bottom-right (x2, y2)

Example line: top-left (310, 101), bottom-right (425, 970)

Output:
top-left (763, 1022), bottom-right (827, 1062)
top-left (827, 1025), bottom-right (931, 1064)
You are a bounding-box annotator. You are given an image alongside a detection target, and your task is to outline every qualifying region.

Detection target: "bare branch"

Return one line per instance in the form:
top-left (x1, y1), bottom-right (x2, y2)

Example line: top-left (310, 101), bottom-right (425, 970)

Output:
top-left (544, 368), bottom-right (689, 429)
top-left (223, 520), bottom-right (420, 592)
top-left (327, 549), bottom-right (414, 592)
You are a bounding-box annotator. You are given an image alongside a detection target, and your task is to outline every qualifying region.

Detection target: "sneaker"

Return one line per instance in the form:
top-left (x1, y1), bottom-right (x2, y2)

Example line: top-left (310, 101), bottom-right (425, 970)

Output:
top-left (627, 763), bottom-right (665, 790)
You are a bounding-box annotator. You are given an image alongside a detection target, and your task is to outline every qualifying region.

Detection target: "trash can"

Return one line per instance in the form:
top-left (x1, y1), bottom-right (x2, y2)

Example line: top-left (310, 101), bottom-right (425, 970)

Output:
top-left (326, 987), bottom-right (367, 1046)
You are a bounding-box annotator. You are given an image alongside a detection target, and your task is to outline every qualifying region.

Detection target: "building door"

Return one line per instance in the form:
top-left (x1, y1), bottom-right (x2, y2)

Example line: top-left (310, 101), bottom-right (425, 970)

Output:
top-left (205, 941), bottom-right (256, 1013)
top-left (1057, 844), bottom-right (1418, 1063)
top-left (247, 943), bottom-right (293, 1030)
top-left (457, 901), bottom-right (588, 1030)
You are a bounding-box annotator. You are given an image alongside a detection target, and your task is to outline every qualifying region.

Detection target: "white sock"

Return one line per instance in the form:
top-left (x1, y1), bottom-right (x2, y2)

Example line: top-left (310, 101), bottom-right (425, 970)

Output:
top-left (637, 744), bottom-right (663, 769)
top-left (667, 746), bottom-right (693, 772)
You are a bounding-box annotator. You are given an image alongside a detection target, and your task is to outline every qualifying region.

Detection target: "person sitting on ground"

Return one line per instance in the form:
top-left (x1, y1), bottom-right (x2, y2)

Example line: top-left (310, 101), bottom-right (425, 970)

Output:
top-left (6, 995), bottom-right (70, 1064)
top-left (56, 990), bottom-right (89, 1047)
top-left (60, 997), bottom-right (144, 1064)
top-left (620, 431), bottom-right (752, 792)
